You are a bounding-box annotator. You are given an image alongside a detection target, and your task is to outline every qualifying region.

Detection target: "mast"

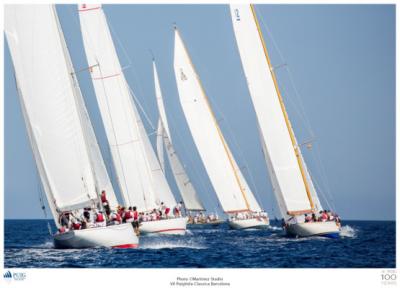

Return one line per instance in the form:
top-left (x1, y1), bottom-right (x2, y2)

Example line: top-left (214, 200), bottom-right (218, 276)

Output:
top-left (53, 5), bottom-right (118, 209)
top-left (174, 27), bottom-right (265, 214)
top-left (153, 59), bottom-right (206, 212)
top-left (230, 5), bottom-right (316, 218)
top-left (249, 5), bottom-right (315, 212)
top-left (175, 27), bottom-right (250, 211)
top-left (5, 5), bottom-right (103, 224)
top-left (78, 4), bottom-right (176, 212)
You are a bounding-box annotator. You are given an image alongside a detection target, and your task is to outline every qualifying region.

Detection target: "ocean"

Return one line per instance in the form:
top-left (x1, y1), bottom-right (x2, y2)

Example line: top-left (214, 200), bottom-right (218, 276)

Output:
top-left (4, 219), bottom-right (395, 268)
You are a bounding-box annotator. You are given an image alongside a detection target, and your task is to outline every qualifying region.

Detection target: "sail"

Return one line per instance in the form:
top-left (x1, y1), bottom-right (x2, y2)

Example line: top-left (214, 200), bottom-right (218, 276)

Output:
top-left (156, 119), bottom-right (165, 172)
top-left (78, 4), bottom-right (176, 211)
top-left (5, 5), bottom-right (101, 217)
top-left (230, 5), bottom-right (315, 216)
top-left (226, 143), bottom-right (262, 212)
top-left (154, 62), bottom-right (205, 211)
top-left (298, 149), bottom-right (323, 212)
top-left (174, 28), bottom-right (261, 213)
top-left (57, 9), bottom-right (118, 210)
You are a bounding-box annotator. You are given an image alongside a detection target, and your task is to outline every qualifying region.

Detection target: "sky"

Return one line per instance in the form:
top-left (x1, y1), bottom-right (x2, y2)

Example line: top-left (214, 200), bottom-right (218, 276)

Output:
top-left (4, 4), bottom-right (395, 220)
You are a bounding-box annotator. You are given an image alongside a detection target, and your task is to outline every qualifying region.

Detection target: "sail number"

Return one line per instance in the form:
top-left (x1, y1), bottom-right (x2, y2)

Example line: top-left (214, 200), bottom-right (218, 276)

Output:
top-left (234, 9), bottom-right (240, 21)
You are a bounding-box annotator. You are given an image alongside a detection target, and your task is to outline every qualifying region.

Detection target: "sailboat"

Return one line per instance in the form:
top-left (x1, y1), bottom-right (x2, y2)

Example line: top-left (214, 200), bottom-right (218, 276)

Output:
top-left (229, 5), bottom-right (341, 238)
top-left (5, 4), bottom-right (139, 248)
top-left (153, 60), bottom-right (223, 226)
top-left (173, 27), bottom-right (269, 230)
top-left (78, 4), bottom-right (187, 235)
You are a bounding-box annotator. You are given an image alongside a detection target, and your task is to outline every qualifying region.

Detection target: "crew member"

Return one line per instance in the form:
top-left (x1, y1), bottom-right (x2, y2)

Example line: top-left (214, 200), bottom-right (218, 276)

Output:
top-left (101, 190), bottom-right (111, 217)
top-left (95, 211), bottom-right (106, 227)
top-left (132, 206), bottom-right (139, 235)
top-left (124, 207), bottom-right (134, 223)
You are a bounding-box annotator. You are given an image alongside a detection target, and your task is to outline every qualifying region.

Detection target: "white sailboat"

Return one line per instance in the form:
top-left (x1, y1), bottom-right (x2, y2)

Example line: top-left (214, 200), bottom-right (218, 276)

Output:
top-left (154, 60), bottom-right (223, 226)
top-left (5, 4), bottom-right (138, 248)
top-left (229, 5), bottom-right (340, 237)
top-left (78, 4), bottom-right (186, 235)
top-left (173, 27), bottom-right (269, 229)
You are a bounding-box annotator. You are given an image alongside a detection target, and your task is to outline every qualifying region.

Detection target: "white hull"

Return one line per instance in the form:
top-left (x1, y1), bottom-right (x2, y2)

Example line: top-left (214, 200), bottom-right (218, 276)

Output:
top-left (286, 221), bottom-right (340, 238)
top-left (53, 223), bottom-right (138, 249)
top-left (140, 217), bottom-right (187, 235)
top-left (228, 217), bottom-right (269, 229)
top-left (188, 219), bottom-right (225, 226)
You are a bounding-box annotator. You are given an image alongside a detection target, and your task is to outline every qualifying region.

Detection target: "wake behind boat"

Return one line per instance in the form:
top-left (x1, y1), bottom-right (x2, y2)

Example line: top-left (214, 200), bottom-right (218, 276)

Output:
top-left (5, 5), bottom-right (138, 249)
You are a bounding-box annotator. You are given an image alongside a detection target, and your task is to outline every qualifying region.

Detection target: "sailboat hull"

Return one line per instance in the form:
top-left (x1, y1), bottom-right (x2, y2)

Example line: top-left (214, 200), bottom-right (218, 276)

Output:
top-left (140, 217), bottom-right (187, 235)
top-left (188, 219), bottom-right (225, 226)
top-left (286, 221), bottom-right (340, 238)
top-left (228, 217), bottom-right (269, 229)
top-left (53, 223), bottom-right (139, 249)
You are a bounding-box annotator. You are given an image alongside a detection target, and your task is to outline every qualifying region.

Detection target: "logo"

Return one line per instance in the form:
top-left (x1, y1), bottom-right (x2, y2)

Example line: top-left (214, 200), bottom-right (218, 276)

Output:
top-left (3, 270), bottom-right (26, 282)
top-left (3, 271), bottom-right (12, 279)
top-left (3, 271), bottom-right (12, 283)
top-left (234, 9), bottom-right (241, 21)
top-left (381, 269), bottom-right (397, 286)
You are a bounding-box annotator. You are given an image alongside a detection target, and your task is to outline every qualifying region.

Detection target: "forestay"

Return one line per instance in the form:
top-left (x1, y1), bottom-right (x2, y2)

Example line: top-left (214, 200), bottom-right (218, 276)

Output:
top-left (174, 28), bottom-right (261, 213)
top-left (154, 61), bottom-right (205, 212)
top-left (5, 5), bottom-right (106, 218)
top-left (230, 5), bottom-right (316, 216)
top-left (78, 4), bottom-right (176, 211)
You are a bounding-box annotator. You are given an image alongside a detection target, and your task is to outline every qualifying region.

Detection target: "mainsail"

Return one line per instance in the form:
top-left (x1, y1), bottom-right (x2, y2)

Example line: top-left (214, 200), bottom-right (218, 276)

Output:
top-left (173, 28), bottom-right (262, 214)
top-left (230, 5), bottom-right (321, 218)
top-left (78, 4), bottom-right (176, 212)
top-left (5, 4), bottom-right (118, 224)
top-left (153, 61), bottom-right (205, 212)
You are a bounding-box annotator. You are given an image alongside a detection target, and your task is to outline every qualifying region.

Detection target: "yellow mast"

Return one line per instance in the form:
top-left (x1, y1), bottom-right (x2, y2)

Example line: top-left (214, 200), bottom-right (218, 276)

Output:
top-left (250, 5), bottom-right (315, 214)
top-left (175, 27), bottom-right (251, 213)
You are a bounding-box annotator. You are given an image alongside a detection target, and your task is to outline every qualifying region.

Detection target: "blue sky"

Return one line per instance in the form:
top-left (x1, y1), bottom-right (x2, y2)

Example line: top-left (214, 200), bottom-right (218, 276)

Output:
top-left (4, 5), bottom-right (395, 220)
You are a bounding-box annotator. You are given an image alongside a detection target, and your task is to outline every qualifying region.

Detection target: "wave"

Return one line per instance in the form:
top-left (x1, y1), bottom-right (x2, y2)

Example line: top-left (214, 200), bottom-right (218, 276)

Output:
top-left (269, 226), bottom-right (283, 231)
top-left (139, 238), bottom-right (206, 250)
top-left (34, 240), bottom-right (54, 249)
top-left (340, 225), bottom-right (357, 238)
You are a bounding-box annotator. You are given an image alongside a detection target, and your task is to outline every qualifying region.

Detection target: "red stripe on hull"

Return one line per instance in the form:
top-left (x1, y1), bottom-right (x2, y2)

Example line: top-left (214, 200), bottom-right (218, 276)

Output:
top-left (112, 243), bottom-right (138, 249)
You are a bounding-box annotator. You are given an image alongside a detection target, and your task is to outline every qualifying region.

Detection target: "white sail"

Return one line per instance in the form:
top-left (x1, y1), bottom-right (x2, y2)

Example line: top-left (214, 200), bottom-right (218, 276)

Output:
top-left (156, 119), bottom-right (165, 172)
top-left (5, 5), bottom-right (104, 218)
top-left (154, 62), bottom-right (205, 211)
top-left (73, 77), bottom-right (119, 209)
top-left (299, 149), bottom-right (323, 212)
top-left (78, 4), bottom-right (176, 211)
top-left (174, 28), bottom-right (262, 213)
top-left (226, 143), bottom-right (262, 212)
top-left (230, 5), bottom-right (316, 216)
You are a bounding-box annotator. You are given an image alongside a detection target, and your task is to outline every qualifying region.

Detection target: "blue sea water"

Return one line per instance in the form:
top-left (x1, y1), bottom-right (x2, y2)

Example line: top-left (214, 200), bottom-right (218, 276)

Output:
top-left (4, 219), bottom-right (395, 268)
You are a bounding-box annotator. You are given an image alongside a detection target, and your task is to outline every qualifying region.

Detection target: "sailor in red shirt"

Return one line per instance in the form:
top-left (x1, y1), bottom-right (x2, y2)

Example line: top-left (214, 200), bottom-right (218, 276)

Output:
top-left (72, 219), bottom-right (82, 230)
top-left (100, 190), bottom-right (111, 217)
top-left (132, 206), bottom-right (140, 235)
top-left (124, 207), bottom-right (134, 223)
top-left (95, 211), bottom-right (106, 227)
top-left (117, 206), bottom-right (125, 217)
top-left (110, 211), bottom-right (122, 225)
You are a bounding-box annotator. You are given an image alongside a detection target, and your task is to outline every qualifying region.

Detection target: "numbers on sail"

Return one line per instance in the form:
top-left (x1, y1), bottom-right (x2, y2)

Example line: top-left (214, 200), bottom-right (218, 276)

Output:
top-left (180, 68), bottom-right (187, 81)
top-left (234, 9), bottom-right (241, 21)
